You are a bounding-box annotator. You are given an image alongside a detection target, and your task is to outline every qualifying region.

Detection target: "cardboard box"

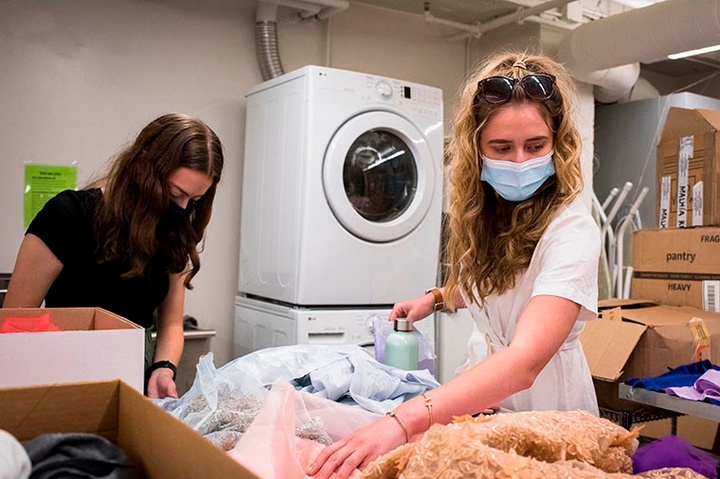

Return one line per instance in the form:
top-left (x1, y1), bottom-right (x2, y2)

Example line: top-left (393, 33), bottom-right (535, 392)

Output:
top-left (631, 227), bottom-right (720, 311)
top-left (582, 300), bottom-right (720, 449)
top-left (581, 299), bottom-right (720, 411)
top-left (0, 380), bottom-right (259, 479)
top-left (656, 107), bottom-right (720, 228)
top-left (0, 308), bottom-right (145, 391)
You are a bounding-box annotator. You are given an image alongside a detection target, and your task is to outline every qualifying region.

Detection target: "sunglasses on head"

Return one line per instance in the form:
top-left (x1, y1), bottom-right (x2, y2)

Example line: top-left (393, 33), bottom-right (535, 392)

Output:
top-left (475, 73), bottom-right (556, 105)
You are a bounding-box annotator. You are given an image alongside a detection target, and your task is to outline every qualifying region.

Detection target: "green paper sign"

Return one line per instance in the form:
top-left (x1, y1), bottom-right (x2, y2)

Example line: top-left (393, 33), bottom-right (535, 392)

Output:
top-left (24, 164), bottom-right (77, 228)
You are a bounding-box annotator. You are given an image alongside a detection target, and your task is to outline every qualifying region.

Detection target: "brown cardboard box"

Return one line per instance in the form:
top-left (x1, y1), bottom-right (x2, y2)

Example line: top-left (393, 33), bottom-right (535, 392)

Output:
top-left (581, 299), bottom-right (720, 410)
top-left (656, 107), bottom-right (720, 228)
top-left (581, 300), bottom-right (720, 448)
top-left (631, 227), bottom-right (720, 311)
top-left (0, 308), bottom-right (145, 391)
top-left (0, 380), bottom-right (259, 479)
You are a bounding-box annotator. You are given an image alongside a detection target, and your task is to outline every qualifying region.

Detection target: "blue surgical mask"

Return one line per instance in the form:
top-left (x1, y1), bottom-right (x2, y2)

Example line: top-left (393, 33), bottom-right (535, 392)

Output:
top-left (480, 151), bottom-right (555, 202)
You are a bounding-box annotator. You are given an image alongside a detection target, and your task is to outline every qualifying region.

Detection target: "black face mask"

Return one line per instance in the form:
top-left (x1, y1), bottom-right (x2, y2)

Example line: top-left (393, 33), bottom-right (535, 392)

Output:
top-left (158, 201), bottom-right (193, 231)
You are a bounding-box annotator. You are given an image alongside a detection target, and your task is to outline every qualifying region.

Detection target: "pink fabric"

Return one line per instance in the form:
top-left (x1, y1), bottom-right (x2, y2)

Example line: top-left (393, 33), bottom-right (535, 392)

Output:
top-left (0, 313), bottom-right (61, 333)
top-left (228, 381), bottom-right (380, 479)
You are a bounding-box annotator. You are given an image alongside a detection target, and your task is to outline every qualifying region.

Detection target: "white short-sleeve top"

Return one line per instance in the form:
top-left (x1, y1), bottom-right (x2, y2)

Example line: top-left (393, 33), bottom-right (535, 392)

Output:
top-left (461, 196), bottom-right (600, 414)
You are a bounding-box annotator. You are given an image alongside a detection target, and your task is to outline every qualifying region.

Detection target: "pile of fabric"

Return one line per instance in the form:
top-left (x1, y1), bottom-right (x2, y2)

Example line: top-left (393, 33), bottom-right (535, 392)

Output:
top-left (156, 345), bottom-right (437, 474)
top-left (361, 410), bottom-right (708, 479)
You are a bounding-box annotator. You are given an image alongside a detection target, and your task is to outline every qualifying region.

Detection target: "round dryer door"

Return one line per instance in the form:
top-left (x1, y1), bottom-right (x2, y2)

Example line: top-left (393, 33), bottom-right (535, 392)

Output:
top-left (323, 111), bottom-right (436, 243)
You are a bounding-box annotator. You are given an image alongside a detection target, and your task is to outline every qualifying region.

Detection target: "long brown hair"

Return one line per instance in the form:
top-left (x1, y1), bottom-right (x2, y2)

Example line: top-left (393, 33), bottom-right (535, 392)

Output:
top-left (444, 52), bottom-right (583, 308)
top-left (88, 113), bottom-right (224, 288)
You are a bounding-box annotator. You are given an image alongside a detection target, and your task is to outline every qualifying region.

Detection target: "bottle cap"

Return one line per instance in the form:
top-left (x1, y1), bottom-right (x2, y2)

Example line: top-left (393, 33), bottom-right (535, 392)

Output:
top-left (394, 318), bottom-right (413, 332)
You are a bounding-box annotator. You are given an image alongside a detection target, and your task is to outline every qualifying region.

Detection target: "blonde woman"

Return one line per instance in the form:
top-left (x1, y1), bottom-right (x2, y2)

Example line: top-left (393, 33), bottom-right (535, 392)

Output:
top-left (309, 52), bottom-right (600, 479)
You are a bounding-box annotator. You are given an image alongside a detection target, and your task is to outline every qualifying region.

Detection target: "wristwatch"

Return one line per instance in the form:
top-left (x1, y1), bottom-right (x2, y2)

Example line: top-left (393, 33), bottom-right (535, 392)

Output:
top-left (146, 360), bottom-right (177, 381)
top-left (424, 287), bottom-right (445, 312)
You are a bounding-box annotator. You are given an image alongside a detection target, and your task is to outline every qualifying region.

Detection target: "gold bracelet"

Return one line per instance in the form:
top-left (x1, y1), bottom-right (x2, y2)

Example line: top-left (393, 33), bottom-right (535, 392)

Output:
top-left (386, 411), bottom-right (410, 443)
top-left (421, 393), bottom-right (433, 429)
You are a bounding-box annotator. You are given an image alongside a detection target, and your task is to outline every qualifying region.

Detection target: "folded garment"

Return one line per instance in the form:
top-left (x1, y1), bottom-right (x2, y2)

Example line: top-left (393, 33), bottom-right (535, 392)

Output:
top-left (626, 360), bottom-right (719, 394)
top-left (24, 433), bottom-right (141, 479)
top-left (667, 369), bottom-right (720, 404)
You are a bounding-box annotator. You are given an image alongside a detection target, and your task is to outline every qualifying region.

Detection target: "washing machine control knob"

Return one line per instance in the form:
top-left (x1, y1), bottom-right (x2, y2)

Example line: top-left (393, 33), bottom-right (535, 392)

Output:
top-left (375, 81), bottom-right (393, 99)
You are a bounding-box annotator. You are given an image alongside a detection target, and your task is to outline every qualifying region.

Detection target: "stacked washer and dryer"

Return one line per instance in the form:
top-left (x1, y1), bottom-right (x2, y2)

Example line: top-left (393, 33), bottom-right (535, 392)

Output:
top-left (233, 66), bottom-right (443, 359)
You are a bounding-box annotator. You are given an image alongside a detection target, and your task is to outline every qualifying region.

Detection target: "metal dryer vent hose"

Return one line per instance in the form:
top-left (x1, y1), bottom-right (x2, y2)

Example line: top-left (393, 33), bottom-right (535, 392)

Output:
top-left (255, 3), bottom-right (284, 81)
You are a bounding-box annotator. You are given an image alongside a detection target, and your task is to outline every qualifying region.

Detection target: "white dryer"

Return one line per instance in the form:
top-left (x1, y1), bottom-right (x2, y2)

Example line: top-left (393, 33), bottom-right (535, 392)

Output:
top-left (238, 65), bottom-right (444, 306)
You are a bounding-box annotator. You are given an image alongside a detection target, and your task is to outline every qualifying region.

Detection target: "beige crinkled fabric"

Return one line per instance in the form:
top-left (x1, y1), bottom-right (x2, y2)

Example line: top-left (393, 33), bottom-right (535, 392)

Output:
top-left (360, 410), bottom-right (708, 479)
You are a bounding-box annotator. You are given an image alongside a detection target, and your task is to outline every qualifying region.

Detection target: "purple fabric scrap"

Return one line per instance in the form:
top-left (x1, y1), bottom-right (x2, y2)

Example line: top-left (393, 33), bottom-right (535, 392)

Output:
top-left (632, 434), bottom-right (718, 478)
top-left (666, 369), bottom-right (720, 402)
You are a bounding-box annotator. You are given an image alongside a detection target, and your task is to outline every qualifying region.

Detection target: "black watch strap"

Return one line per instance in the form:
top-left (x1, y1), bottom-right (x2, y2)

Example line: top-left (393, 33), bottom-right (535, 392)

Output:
top-left (146, 360), bottom-right (177, 381)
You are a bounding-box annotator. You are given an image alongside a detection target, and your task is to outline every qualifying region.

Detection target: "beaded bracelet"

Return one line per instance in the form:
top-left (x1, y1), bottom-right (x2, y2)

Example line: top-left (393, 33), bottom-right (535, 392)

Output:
top-left (386, 411), bottom-right (410, 443)
top-left (421, 393), bottom-right (433, 429)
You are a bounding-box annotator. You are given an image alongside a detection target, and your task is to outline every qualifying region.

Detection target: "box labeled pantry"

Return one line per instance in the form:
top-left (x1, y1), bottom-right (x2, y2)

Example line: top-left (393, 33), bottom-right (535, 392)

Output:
top-left (631, 227), bottom-right (720, 311)
top-left (0, 308), bottom-right (144, 391)
top-left (656, 107), bottom-right (720, 228)
top-left (0, 380), bottom-right (259, 479)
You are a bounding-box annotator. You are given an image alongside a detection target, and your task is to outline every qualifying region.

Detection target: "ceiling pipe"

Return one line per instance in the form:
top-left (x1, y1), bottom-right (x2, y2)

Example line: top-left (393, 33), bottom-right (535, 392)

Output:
top-left (423, 0), bottom-right (577, 43)
top-left (558, 0), bottom-right (720, 75)
top-left (254, 0), bottom-right (348, 81)
top-left (581, 63), bottom-right (640, 104)
top-left (301, 0), bottom-right (348, 20)
top-left (258, 0), bottom-right (348, 22)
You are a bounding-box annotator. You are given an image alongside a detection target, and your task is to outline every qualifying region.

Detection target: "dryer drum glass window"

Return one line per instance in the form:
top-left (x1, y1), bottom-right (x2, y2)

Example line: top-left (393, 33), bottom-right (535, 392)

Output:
top-left (343, 129), bottom-right (417, 223)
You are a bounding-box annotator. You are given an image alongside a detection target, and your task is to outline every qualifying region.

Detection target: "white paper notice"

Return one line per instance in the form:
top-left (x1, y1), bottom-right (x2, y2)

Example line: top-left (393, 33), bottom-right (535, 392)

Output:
top-left (659, 176), bottom-right (671, 228)
top-left (692, 180), bottom-right (704, 226)
top-left (676, 135), bottom-right (693, 228)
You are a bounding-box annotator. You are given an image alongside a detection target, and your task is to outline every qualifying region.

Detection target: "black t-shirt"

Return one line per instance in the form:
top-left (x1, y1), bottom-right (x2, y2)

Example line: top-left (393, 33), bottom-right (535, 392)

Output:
top-left (26, 189), bottom-right (169, 328)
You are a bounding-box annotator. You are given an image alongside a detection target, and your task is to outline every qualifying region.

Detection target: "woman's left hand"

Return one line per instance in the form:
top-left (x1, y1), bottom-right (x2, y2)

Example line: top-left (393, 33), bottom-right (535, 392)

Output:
top-left (146, 369), bottom-right (178, 399)
top-left (307, 414), bottom-right (406, 479)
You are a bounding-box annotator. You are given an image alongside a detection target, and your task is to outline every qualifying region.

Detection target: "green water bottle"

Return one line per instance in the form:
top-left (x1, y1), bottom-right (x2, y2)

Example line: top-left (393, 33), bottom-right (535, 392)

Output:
top-left (384, 319), bottom-right (419, 370)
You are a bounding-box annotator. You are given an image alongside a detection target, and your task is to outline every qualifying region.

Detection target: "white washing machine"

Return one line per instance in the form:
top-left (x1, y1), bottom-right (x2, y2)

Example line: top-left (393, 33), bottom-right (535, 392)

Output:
top-left (238, 65), bottom-right (444, 306)
top-left (233, 295), bottom-right (435, 359)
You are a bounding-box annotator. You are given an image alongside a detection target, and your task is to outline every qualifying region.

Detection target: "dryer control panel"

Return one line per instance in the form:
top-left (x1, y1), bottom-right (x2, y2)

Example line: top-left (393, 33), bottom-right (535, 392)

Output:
top-left (363, 75), bottom-right (442, 120)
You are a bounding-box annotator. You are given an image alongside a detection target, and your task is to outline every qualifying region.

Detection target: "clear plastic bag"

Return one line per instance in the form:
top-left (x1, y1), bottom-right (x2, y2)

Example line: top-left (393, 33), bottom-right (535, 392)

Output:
top-left (156, 346), bottom-right (434, 453)
top-left (228, 381), bottom-right (380, 479)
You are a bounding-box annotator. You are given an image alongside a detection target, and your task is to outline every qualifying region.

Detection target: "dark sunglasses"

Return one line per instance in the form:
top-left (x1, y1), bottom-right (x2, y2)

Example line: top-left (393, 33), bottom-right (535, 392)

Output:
top-left (476, 73), bottom-right (556, 104)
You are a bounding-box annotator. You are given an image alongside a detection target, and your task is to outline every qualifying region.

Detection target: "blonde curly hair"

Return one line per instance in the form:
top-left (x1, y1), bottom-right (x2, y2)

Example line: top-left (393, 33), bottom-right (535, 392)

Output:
top-left (444, 52), bottom-right (584, 309)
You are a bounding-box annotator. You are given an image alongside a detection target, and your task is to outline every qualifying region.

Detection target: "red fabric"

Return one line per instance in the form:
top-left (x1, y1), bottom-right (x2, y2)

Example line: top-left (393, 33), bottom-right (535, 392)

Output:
top-left (0, 313), bottom-right (61, 333)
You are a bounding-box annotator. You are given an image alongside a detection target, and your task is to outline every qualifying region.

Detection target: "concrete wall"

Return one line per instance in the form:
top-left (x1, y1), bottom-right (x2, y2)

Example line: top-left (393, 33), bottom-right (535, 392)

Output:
top-left (0, 0), bottom-right (596, 367)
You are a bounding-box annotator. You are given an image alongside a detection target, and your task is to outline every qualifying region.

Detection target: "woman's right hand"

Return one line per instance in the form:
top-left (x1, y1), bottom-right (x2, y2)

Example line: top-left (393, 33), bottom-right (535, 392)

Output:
top-left (388, 292), bottom-right (436, 322)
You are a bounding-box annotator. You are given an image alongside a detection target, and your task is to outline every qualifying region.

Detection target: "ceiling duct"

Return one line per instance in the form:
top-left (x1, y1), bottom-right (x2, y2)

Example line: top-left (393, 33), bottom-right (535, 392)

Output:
top-left (422, 0), bottom-right (576, 42)
top-left (559, 0), bottom-right (720, 76)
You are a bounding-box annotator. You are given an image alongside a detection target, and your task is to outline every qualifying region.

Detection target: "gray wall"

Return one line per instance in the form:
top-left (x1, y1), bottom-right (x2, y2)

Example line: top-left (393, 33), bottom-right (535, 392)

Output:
top-left (0, 0), bottom-right (595, 367)
top-left (594, 92), bottom-right (720, 230)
